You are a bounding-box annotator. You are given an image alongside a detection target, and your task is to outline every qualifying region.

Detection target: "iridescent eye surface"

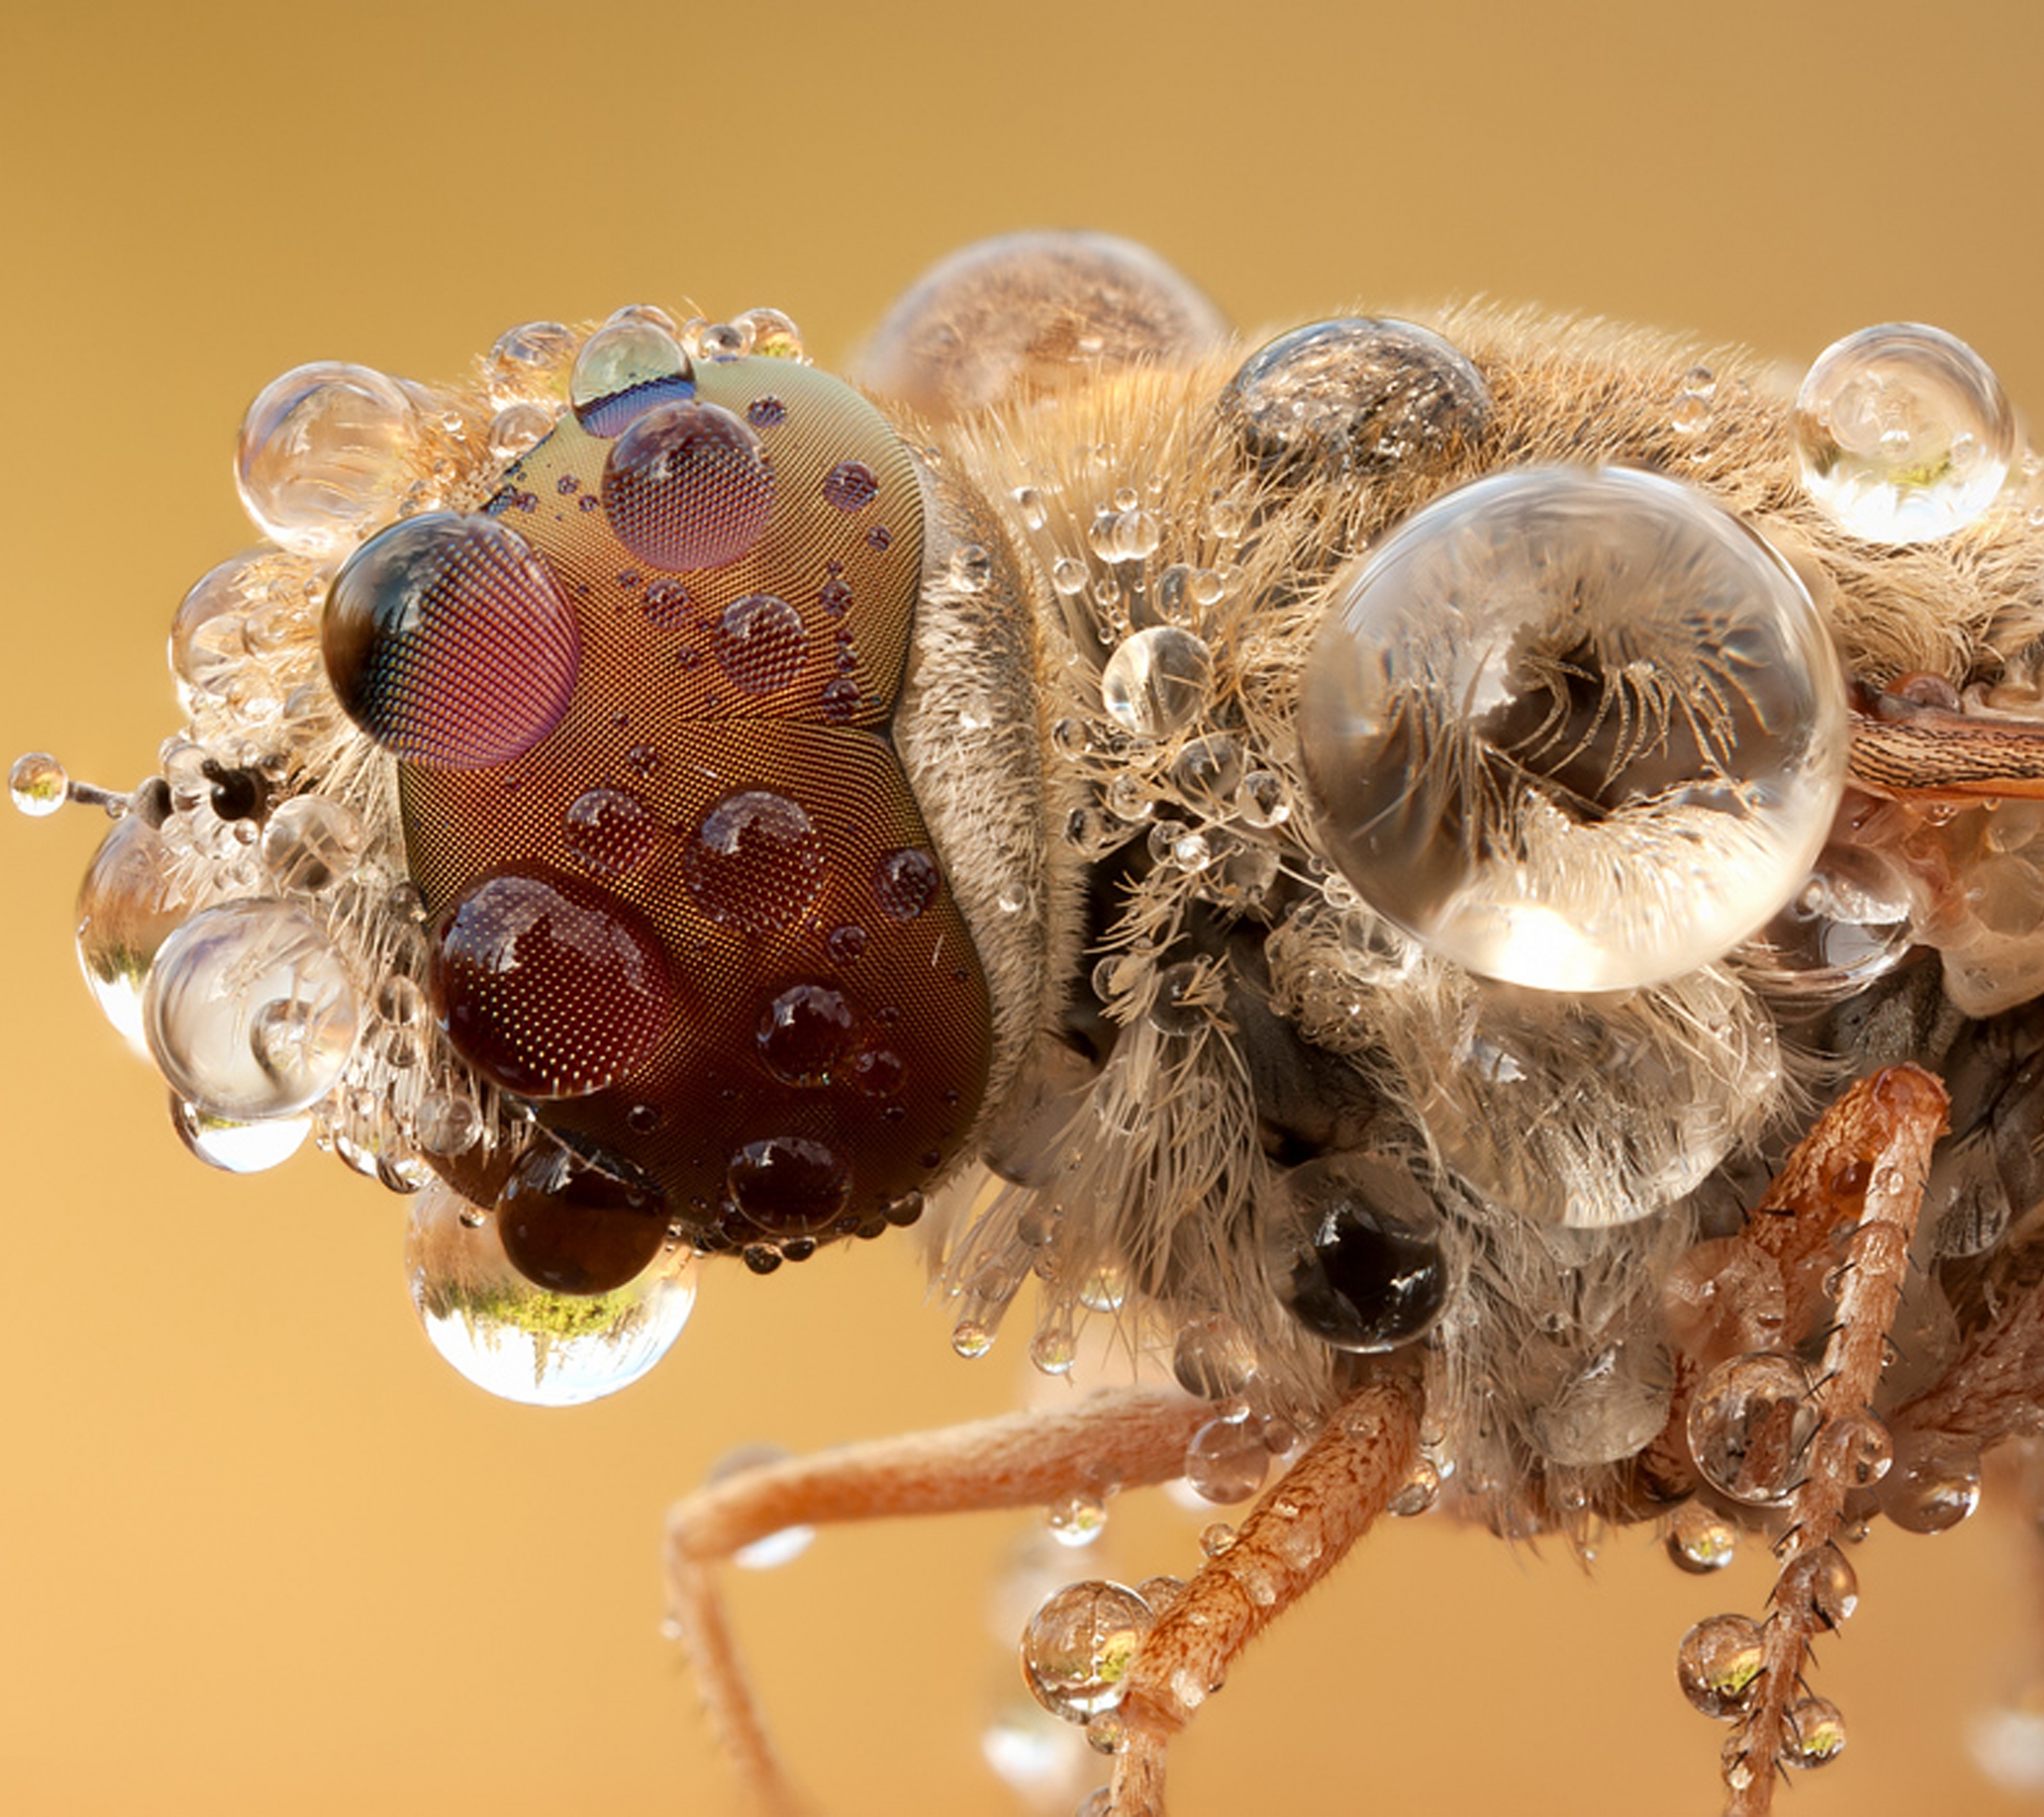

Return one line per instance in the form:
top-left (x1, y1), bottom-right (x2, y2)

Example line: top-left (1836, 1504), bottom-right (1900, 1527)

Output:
top-left (395, 353), bottom-right (991, 1278)
top-left (1299, 466), bottom-right (1848, 992)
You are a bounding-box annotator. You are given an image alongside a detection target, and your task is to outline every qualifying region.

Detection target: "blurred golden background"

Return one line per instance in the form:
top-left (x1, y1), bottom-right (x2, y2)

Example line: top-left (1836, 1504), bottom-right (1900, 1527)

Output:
top-left (5, 3), bottom-right (2044, 1813)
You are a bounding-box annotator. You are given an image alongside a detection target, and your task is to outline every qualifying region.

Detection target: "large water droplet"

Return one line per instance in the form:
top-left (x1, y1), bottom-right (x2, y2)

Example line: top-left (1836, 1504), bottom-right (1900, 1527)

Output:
top-left (726, 1135), bottom-right (853, 1235)
top-left (683, 791), bottom-right (826, 935)
top-left (76, 813), bottom-right (192, 1051)
top-left (144, 899), bottom-right (361, 1119)
top-left (1794, 322), bottom-right (2014, 542)
top-left (569, 319), bottom-right (692, 435)
top-left (1263, 1152), bottom-right (1454, 1352)
top-left (1182, 1412), bottom-right (1269, 1503)
top-left (1300, 467), bottom-right (1847, 991)
top-left (1880, 1434), bottom-right (1983, 1533)
top-left (430, 869), bottom-right (671, 1098)
top-left (406, 1181), bottom-right (694, 1406)
top-left (322, 512), bottom-right (579, 769)
top-left (1676, 1613), bottom-right (1766, 1719)
top-left (260, 794), bottom-right (366, 894)
top-left (170, 1097), bottom-right (312, 1173)
top-left (1686, 1351), bottom-right (1818, 1505)
top-left (9, 752), bottom-right (67, 816)
top-left (1665, 1500), bottom-right (1738, 1574)
top-left (756, 982), bottom-right (855, 1085)
top-left (1021, 1581), bottom-right (1153, 1722)
top-left (1100, 626), bottom-right (1213, 737)
top-left (236, 361), bottom-right (419, 556)
top-left (601, 400), bottom-right (774, 573)
top-left (1779, 1696), bottom-right (1847, 1768)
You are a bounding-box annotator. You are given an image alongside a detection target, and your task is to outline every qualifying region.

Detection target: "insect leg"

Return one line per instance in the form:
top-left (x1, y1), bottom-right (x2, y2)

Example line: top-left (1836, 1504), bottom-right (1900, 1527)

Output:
top-left (663, 1385), bottom-right (1210, 1814)
top-left (1108, 1377), bottom-right (1423, 1816)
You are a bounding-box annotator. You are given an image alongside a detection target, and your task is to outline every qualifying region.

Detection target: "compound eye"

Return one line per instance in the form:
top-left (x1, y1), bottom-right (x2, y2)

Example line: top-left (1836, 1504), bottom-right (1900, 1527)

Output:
top-left (1298, 466), bottom-right (1848, 992)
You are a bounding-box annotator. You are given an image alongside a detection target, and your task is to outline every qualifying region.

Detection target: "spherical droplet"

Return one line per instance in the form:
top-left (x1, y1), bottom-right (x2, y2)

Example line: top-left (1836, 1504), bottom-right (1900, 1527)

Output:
top-left (495, 1135), bottom-right (671, 1295)
top-left (713, 593), bottom-right (807, 695)
top-left (76, 813), bottom-right (191, 1051)
top-left (821, 460), bottom-right (879, 512)
top-left (1100, 626), bottom-right (1213, 738)
top-left (601, 400), bottom-right (774, 572)
top-left (406, 1180), bottom-right (694, 1406)
top-left (144, 899), bottom-right (361, 1119)
top-left (727, 1135), bottom-right (853, 1234)
top-left (9, 751), bottom-right (66, 816)
top-left (874, 847), bottom-right (941, 921)
top-left (1300, 466), bottom-right (1847, 992)
top-left (1221, 317), bottom-right (1492, 475)
top-left (1676, 1613), bottom-right (1766, 1719)
top-left (757, 982), bottom-right (855, 1085)
top-left (322, 512), bottom-right (579, 769)
top-left (1047, 1490), bottom-right (1109, 1549)
top-left (1183, 1412), bottom-right (1269, 1504)
top-left (236, 361), bottom-right (419, 556)
top-left (706, 1443), bottom-right (816, 1568)
top-left (1781, 1546), bottom-right (1859, 1627)
top-left (564, 786), bottom-right (657, 876)
top-left (414, 1088), bottom-right (483, 1158)
top-left (1021, 1581), bottom-right (1154, 1722)
top-left (683, 791), bottom-right (826, 936)
top-left (170, 1097), bottom-right (312, 1173)
top-left (430, 869), bottom-right (670, 1098)
top-left (1263, 1152), bottom-right (1454, 1353)
top-left (1687, 1351), bottom-right (1819, 1505)
top-left (1171, 1317), bottom-right (1258, 1400)
top-left (1794, 322), bottom-right (2014, 543)
top-left (260, 794), bottom-right (366, 894)
top-left (1780, 1696), bottom-right (1847, 1769)
top-left (1880, 1434), bottom-right (1983, 1534)
top-left (569, 319), bottom-right (692, 435)
top-left (1665, 1500), bottom-right (1739, 1574)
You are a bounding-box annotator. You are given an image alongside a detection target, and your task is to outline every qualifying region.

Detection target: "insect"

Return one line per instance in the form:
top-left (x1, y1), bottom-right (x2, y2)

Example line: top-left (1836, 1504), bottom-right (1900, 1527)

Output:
top-left (18, 229), bottom-right (2044, 1816)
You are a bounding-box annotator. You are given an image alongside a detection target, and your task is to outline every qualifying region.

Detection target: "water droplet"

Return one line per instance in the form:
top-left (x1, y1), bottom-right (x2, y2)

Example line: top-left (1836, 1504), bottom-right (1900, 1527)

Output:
top-left (1264, 1152), bottom-right (1454, 1352)
top-left (1300, 466), bottom-right (1847, 992)
top-left (260, 794), bottom-right (366, 893)
top-left (602, 400), bottom-right (774, 573)
top-left (1817, 1410), bottom-right (1894, 1488)
top-left (1084, 1711), bottom-right (1126, 1755)
top-left (1233, 770), bottom-right (1288, 828)
top-left (1198, 1522), bottom-right (1238, 1558)
top-left (563, 786), bottom-right (657, 875)
top-left (1221, 318), bottom-right (1491, 474)
top-left (496, 1135), bottom-right (670, 1295)
top-left (407, 1180), bottom-right (694, 1406)
top-left (1794, 322), bottom-right (2014, 542)
top-left (1170, 733), bottom-right (1243, 813)
top-left (9, 751), bottom-right (66, 816)
top-left (1389, 1459), bottom-right (1441, 1517)
top-left (1671, 393), bottom-right (1712, 434)
top-left (756, 982), bottom-right (855, 1085)
top-left (1021, 1581), bottom-right (1153, 1721)
top-left (1686, 1351), bottom-right (1818, 1505)
top-left (144, 899), bottom-right (361, 1119)
top-left (486, 321), bottom-right (578, 406)
top-left (705, 1443), bottom-right (816, 1568)
top-left (1779, 1696), bottom-right (1847, 1768)
top-left (1665, 1500), bottom-right (1738, 1574)
top-left (1051, 557), bottom-right (1088, 596)
top-left (732, 307), bottom-right (805, 361)
top-left (487, 402), bottom-right (555, 461)
top-left (322, 512), bottom-right (579, 769)
top-left (1676, 1613), bottom-right (1766, 1718)
top-left (171, 1097), bottom-right (312, 1173)
top-left (1013, 485), bottom-right (1048, 531)
top-left (169, 551), bottom-right (272, 698)
top-left (236, 361), bottom-right (419, 556)
top-left (1148, 960), bottom-right (1209, 1035)
top-left (951, 1317), bottom-right (995, 1358)
top-left (1880, 1434), bottom-right (1983, 1533)
top-left (431, 869), bottom-right (670, 1097)
top-left (569, 319), bottom-right (692, 434)
top-left (727, 1135), bottom-right (852, 1235)
top-left (1172, 1317), bottom-right (1257, 1400)
top-left (1184, 1412), bottom-right (1268, 1504)
top-left (874, 847), bottom-right (941, 921)
top-left (821, 461), bottom-right (879, 512)
top-left (713, 593), bottom-right (807, 695)
top-left (683, 791), bottom-right (825, 935)
top-left (1781, 1546), bottom-right (1859, 1626)
top-left (1100, 627), bottom-right (1212, 737)
top-left (414, 1088), bottom-right (483, 1158)
top-left (950, 543), bottom-right (994, 591)
top-left (75, 813), bottom-right (192, 1050)
top-left (1048, 1491), bottom-right (1109, 1548)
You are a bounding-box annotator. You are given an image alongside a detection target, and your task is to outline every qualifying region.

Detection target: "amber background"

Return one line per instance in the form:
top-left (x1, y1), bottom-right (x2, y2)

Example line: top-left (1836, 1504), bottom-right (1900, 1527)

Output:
top-left (5, 4), bottom-right (2044, 1813)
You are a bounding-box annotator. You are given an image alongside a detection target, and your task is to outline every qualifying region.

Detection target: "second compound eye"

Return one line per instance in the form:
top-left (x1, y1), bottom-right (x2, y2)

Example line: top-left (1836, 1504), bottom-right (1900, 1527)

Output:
top-left (1297, 466), bottom-right (1849, 993)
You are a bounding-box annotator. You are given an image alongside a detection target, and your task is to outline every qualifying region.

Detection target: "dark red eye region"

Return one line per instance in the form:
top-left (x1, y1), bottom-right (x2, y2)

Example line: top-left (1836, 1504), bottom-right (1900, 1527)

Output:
top-left (391, 353), bottom-right (990, 1281)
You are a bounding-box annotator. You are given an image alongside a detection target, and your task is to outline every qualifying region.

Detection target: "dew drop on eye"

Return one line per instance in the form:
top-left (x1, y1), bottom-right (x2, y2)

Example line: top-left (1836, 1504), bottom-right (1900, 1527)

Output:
top-left (1299, 466), bottom-right (1847, 992)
